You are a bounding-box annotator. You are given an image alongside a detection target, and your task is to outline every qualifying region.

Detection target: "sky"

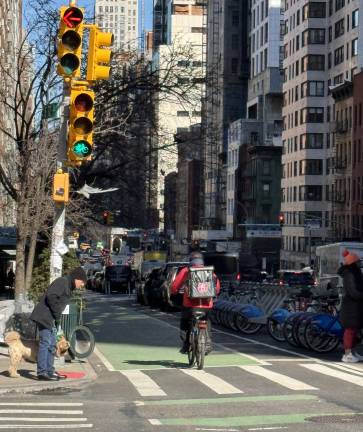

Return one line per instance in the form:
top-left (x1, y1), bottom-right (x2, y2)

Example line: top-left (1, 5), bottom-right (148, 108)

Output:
top-left (50, 0), bottom-right (153, 32)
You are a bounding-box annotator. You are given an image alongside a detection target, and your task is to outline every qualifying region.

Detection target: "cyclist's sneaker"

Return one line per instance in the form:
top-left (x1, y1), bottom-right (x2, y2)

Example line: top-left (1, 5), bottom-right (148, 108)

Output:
top-left (342, 353), bottom-right (360, 363)
top-left (352, 351), bottom-right (363, 361)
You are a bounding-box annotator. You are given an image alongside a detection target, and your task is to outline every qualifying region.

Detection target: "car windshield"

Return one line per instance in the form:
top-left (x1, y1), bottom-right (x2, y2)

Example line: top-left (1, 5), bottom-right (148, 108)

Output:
top-left (281, 272), bottom-right (314, 285)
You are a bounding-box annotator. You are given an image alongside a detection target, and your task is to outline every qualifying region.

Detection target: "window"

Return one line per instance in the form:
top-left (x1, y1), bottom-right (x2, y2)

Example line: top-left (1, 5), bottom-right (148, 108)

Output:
top-left (299, 160), bottom-right (323, 175)
top-left (303, 2), bottom-right (326, 19)
top-left (352, 9), bottom-right (359, 29)
top-left (334, 46), bottom-right (344, 65)
top-left (301, 107), bottom-right (324, 123)
top-left (335, 18), bottom-right (345, 38)
top-left (299, 185), bottom-right (322, 201)
top-left (232, 10), bottom-right (239, 26)
top-left (262, 183), bottom-right (270, 197)
top-left (191, 27), bottom-right (206, 33)
top-left (335, 0), bottom-right (345, 12)
top-left (263, 160), bottom-right (271, 175)
top-left (177, 111), bottom-right (189, 117)
top-left (178, 60), bottom-right (190, 67)
top-left (301, 81), bottom-right (325, 97)
top-left (231, 34), bottom-right (239, 49)
top-left (231, 58), bottom-right (238, 73)
top-left (352, 38), bottom-right (358, 57)
top-left (300, 134), bottom-right (324, 149)
top-left (302, 28), bottom-right (325, 46)
top-left (301, 55), bottom-right (325, 71)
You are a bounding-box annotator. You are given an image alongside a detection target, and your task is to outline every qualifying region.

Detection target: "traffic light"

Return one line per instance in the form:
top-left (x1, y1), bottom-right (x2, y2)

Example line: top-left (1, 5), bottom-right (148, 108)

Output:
top-left (279, 214), bottom-right (285, 227)
top-left (86, 26), bottom-right (114, 81)
top-left (52, 171), bottom-right (69, 203)
top-left (107, 212), bottom-right (114, 225)
top-left (67, 86), bottom-right (94, 165)
top-left (102, 211), bottom-right (109, 224)
top-left (57, 6), bottom-right (84, 78)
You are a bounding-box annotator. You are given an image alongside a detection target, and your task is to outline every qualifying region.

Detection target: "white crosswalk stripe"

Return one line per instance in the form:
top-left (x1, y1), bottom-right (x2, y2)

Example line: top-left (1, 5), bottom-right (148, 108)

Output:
top-left (120, 370), bottom-right (167, 396)
top-left (302, 363), bottom-right (363, 387)
top-left (181, 369), bottom-right (243, 394)
top-left (238, 365), bottom-right (318, 391)
top-left (0, 402), bottom-right (92, 429)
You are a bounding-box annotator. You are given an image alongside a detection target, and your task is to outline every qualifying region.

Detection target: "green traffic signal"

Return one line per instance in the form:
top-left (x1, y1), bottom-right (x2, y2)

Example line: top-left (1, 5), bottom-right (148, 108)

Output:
top-left (72, 141), bottom-right (92, 157)
top-left (60, 53), bottom-right (80, 75)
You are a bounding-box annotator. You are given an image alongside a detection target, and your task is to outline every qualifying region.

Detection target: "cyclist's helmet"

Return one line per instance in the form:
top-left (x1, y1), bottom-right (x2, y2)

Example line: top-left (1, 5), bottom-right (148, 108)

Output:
top-left (189, 251), bottom-right (204, 266)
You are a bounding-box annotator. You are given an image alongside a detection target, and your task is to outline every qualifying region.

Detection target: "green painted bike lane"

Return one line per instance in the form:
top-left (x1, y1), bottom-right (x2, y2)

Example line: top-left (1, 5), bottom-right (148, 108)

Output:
top-left (91, 304), bottom-right (259, 370)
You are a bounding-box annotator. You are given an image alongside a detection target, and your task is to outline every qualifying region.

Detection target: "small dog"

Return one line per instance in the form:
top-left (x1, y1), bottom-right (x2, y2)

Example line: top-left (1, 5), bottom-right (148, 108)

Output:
top-left (4, 331), bottom-right (70, 378)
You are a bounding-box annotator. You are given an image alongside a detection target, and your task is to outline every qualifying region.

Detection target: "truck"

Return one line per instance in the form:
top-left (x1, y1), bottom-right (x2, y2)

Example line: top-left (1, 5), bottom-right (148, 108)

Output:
top-left (315, 242), bottom-right (363, 292)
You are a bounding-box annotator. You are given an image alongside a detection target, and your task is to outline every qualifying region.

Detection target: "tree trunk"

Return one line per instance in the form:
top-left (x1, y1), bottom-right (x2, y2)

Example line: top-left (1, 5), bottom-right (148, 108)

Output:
top-left (14, 235), bottom-right (26, 312)
top-left (24, 229), bottom-right (38, 293)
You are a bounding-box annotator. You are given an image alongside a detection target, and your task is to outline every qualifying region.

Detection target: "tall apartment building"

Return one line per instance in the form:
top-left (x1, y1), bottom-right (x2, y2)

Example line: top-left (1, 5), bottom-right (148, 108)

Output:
top-left (0, 0), bottom-right (22, 227)
top-left (95, 0), bottom-right (139, 50)
top-left (153, 0), bottom-right (205, 231)
top-left (203, 0), bottom-right (249, 229)
top-left (280, 0), bottom-right (360, 269)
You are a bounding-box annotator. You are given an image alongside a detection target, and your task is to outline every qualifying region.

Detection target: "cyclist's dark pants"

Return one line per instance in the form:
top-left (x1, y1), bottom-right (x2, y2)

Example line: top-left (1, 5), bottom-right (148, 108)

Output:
top-left (180, 307), bottom-right (212, 348)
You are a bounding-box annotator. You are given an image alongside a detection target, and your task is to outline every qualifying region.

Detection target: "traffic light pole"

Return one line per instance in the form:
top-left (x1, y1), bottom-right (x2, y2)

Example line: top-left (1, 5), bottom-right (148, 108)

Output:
top-left (50, 84), bottom-right (70, 282)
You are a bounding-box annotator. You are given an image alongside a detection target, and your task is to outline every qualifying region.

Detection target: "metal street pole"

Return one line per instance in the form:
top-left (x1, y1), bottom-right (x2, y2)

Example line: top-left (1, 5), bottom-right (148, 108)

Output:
top-left (308, 227), bottom-right (312, 267)
top-left (50, 84), bottom-right (70, 282)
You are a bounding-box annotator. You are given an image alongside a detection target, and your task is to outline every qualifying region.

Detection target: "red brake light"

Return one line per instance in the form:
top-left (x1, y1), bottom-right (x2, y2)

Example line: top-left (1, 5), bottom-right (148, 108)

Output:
top-left (279, 280), bottom-right (283, 286)
top-left (236, 273), bottom-right (241, 281)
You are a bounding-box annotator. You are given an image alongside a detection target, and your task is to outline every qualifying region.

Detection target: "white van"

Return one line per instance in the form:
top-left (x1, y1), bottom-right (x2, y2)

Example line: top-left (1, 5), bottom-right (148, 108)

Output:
top-left (315, 242), bottom-right (363, 292)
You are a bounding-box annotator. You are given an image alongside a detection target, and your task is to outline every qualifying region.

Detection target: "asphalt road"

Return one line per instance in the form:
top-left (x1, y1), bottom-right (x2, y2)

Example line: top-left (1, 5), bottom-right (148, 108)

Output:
top-left (2, 291), bottom-right (363, 432)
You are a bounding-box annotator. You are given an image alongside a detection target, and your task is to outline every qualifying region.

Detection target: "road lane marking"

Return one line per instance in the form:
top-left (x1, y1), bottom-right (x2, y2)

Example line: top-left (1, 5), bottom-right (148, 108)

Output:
top-left (238, 366), bottom-right (318, 391)
top-left (0, 403), bottom-right (83, 406)
top-left (0, 425), bottom-right (93, 429)
top-left (94, 346), bottom-right (115, 371)
top-left (0, 418), bottom-right (88, 422)
top-left (134, 394), bottom-right (318, 406)
top-left (302, 363), bottom-right (363, 386)
top-left (329, 363), bottom-right (363, 376)
top-left (0, 410), bottom-right (83, 414)
top-left (147, 412), bottom-right (361, 427)
top-left (120, 370), bottom-right (167, 396)
top-left (181, 369), bottom-right (242, 394)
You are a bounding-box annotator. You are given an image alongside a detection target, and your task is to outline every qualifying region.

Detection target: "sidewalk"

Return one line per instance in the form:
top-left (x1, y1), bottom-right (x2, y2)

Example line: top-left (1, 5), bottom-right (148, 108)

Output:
top-left (0, 346), bottom-right (97, 394)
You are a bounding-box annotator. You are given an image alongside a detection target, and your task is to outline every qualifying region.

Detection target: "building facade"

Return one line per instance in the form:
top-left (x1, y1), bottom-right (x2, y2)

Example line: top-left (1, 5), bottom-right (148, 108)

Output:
top-left (280, 0), bottom-right (360, 269)
top-left (153, 0), bottom-right (205, 230)
top-left (0, 0), bottom-right (22, 227)
top-left (95, 0), bottom-right (139, 50)
top-left (203, 0), bottom-right (249, 229)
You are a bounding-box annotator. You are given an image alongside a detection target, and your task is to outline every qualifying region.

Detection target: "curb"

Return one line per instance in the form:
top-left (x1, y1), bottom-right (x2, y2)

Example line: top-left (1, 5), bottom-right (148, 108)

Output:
top-left (0, 361), bottom-right (97, 395)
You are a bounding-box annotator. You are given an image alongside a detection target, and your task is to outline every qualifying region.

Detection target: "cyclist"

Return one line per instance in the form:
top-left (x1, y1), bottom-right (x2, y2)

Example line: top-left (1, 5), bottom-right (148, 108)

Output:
top-left (171, 252), bottom-right (220, 354)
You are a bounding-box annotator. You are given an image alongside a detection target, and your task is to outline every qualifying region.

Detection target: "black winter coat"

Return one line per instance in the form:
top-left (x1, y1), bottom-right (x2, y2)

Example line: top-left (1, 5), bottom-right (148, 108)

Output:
top-left (338, 264), bottom-right (363, 329)
top-left (30, 276), bottom-right (73, 329)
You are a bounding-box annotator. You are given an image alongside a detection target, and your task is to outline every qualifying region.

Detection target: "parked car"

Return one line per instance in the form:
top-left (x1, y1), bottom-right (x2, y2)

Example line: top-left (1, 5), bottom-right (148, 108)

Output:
top-left (137, 267), bottom-right (162, 305)
top-left (143, 268), bottom-right (164, 306)
top-left (105, 265), bottom-right (133, 294)
top-left (277, 270), bottom-right (316, 291)
top-left (153, 264), bottom-right (187, 310)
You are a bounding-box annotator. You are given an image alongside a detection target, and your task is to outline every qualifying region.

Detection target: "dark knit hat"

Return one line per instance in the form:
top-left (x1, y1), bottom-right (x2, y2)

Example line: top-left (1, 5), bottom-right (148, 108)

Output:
top-left (69, 267), bottom-right (87, 283)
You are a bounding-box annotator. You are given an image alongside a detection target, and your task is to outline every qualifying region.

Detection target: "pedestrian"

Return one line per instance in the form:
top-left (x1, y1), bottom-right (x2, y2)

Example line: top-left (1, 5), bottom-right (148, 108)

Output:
top-left (6, 268), bottom-right (15, 289)
top-left (338, 250), bottom-right (363, 363)
top-left (30, 267), bottom-right (87, 380)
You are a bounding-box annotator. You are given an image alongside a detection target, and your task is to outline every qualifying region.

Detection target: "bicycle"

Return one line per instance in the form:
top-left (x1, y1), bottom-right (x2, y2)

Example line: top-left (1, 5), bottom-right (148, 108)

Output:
top-left (187, 311), bottom-right (209, 370)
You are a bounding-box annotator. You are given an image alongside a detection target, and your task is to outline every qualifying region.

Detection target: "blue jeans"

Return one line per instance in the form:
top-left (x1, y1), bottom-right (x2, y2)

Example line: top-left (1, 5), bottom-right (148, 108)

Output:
top-left (37, 325), bottom-right (56, 376)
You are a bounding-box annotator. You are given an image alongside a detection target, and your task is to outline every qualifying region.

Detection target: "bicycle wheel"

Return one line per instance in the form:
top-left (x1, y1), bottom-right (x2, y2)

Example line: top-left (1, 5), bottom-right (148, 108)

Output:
top-left (196, 329), bottom-right (206, 370)
top-left (69, 325), bottom-right (95, 359)
top-left (187, 330), bottom-right (196, 367)
top-left (283, 315), bottom-right (300, 347)
top-left (267, 318), bottom-right (285, 342)
top-left (304, 321), bottom-right (340, 353)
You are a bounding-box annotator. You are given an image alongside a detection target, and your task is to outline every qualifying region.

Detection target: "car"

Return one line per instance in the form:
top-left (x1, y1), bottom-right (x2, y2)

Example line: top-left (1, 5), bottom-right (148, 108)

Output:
top-left (105, 265), bottom-right (133, 294)
top-left (138, 267), bottom-right (163, 305)
top-left (152, 264), bottom-right (187, 310)
top-left (277, 270), bottom-right (316, 291)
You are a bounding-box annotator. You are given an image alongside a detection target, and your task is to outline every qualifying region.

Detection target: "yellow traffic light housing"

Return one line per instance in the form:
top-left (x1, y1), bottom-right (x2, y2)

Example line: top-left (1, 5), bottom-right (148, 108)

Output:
top-left (67, 86), bottom-right (94, 166)
top-left (87, 26), bottom-right (114, 81)
top-left (53, 171), bottom-right (70, 203)
top-left (57, 6), bottom-right (84, 78)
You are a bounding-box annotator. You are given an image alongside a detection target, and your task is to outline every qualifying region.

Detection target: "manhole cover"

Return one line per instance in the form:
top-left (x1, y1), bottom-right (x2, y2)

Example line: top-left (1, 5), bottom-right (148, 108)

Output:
top-left (307, 414), bottom-right (363, 424)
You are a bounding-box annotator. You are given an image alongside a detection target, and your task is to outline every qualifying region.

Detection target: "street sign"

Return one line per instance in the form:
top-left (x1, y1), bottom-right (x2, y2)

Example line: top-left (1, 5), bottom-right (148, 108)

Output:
top-left (246, 224), bottom-right (281, 238)
top-left (305, 219), bottom-right (321, 230)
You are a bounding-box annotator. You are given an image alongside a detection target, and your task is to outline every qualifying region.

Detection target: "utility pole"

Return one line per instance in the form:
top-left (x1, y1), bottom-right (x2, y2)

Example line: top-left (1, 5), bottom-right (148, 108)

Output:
top-left (50, 86), bottom-right (70, 282)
